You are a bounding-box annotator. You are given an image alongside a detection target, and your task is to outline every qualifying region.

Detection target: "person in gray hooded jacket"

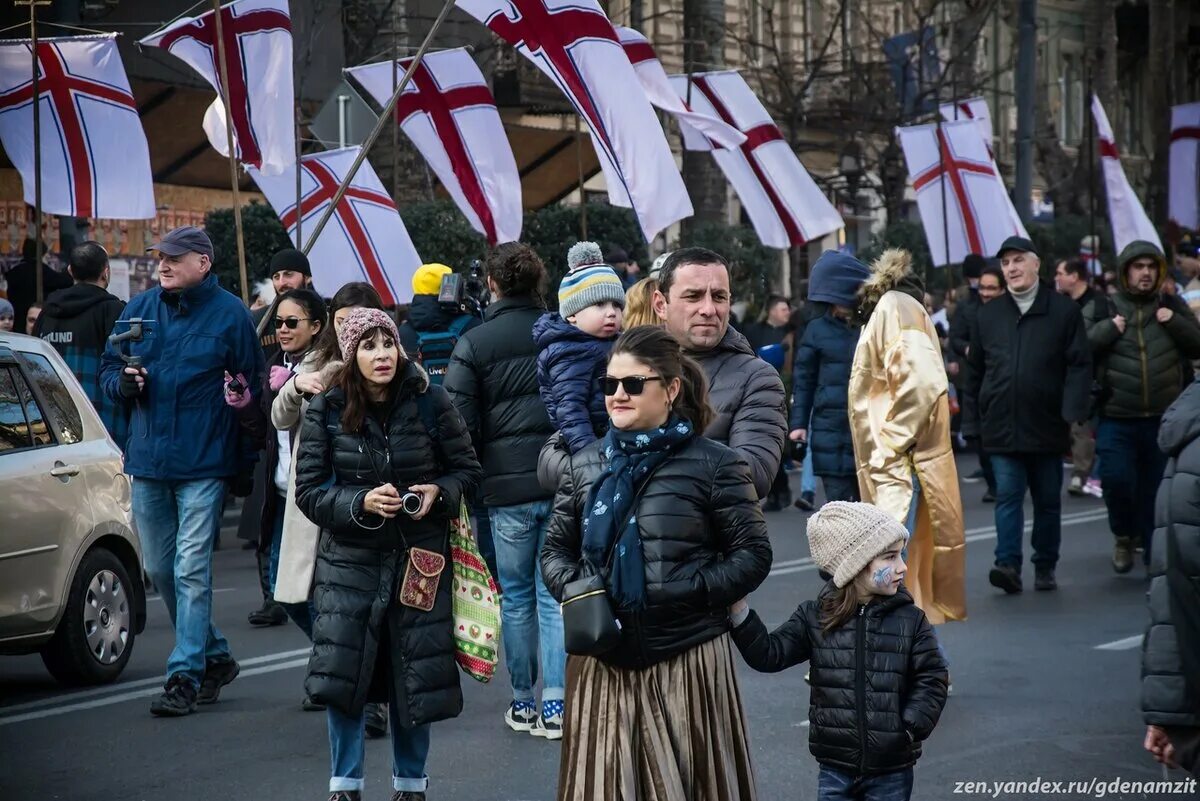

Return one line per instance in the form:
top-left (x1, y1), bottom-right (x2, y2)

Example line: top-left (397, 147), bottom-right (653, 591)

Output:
top-left (651, 247), bottom-right (787, 499)
top-left (1143, 378), bottom-right (1200, 777)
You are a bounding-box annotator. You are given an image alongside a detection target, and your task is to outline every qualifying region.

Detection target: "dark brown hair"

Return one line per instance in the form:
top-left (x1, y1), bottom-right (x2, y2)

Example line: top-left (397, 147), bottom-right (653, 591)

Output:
top-left (658, 247), bottom-right (730, 297)
top-left (313, 282), bottom-right (383, 368)
top-left (336, 325), bottom-right (403, 433)
top-left (818, 583), bottom-right (861, 635)
top-left (609, 325), bottom-right (713, 432)
top-left (1058, 258), bottom-right (1089, 282)
top-left (486, 242), bottom-right (546, 303)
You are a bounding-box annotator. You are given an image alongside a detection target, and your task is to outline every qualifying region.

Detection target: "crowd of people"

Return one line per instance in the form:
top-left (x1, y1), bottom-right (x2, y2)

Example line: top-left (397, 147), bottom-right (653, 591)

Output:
top-left (4, 223), bottom-right (1200, 799)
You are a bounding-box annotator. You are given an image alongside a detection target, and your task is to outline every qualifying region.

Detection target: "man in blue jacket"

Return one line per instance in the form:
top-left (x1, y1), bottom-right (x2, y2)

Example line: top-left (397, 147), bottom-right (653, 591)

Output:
top-left (100, 226), bottom-right (264, 717)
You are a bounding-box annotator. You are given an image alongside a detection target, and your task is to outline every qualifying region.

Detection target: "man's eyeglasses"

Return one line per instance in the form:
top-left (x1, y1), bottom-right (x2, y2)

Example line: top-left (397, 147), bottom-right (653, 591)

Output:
top-left (274, 317), bottom-right (311, 330)
top-left (601, 375), bottom-right (663, 396)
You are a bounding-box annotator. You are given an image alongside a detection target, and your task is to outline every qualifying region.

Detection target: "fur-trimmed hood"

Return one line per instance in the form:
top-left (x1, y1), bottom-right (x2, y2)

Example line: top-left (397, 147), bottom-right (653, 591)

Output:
top-left (857, 249), bottom-right (925, 320)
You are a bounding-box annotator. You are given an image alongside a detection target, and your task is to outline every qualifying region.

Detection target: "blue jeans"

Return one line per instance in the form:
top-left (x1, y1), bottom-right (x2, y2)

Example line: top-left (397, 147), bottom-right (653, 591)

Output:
top-left (473, 501), bottom-right (499, 581)
top-left (132, 477), bottom-right (231, 685)
top-left (489, 499), bottom-right (565, 703)
top-left (327, 698), bottom-right (431, 792)
top-left (818, 765), bottom-right (913, 801)
top-left (1096, 417), bottom-right (1167, 560)
top-left (991, 453), bottom-right (1063, 569)
top-left (267, 491), bottom-right (314, 640)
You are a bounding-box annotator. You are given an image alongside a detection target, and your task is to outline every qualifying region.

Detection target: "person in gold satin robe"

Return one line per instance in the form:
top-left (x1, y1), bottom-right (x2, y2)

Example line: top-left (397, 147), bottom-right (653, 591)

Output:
top-left (848, 249), bottom-right (967, 626)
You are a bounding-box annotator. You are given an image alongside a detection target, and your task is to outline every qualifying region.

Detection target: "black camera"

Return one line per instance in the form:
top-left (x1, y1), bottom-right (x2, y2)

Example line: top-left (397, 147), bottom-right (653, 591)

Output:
top-left (437, 260), bottom-right (489, 318)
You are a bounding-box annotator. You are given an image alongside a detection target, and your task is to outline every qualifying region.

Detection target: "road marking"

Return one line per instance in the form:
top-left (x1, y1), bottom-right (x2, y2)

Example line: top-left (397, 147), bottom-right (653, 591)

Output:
top-left (768, 510), bottom-right (1109, 578)
top-left (1095, 634), bottom-right (1143, 651)
top-left (0, 647), bottom-right (311, 718)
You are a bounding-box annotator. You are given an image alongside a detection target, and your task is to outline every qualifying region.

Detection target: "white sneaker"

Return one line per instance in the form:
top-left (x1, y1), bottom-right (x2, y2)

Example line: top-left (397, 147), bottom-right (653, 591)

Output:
top-left (1084, 478), bottom-right (1104, 498)
top-left (530, 714), bottom-right (563, 740)
top-left (1067, 476), bottom-right (1084, 496)
top-left (504, 701), bottom-right (537, 732)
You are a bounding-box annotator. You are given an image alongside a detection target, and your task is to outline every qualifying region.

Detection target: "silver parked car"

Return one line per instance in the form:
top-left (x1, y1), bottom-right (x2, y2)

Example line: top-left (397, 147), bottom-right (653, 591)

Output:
top-left (0, 332), bottom-right (146, 684)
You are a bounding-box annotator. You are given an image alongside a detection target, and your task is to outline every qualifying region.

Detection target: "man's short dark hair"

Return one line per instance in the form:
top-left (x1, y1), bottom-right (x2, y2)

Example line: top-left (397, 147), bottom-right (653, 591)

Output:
top-left (69, 241), bottom-right (109, 283)
top-left (1059, 259), bottom-right (1089, 283)
top-left (766, 295), bottom-right (790, 311)
top-left (658, 247), bottom-right (730, 297)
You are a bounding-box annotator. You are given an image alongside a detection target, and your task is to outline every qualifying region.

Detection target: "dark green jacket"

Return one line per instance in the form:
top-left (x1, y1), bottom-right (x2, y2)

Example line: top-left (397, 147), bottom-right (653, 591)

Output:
top-left (1086, 242), bottom-right (1200, 418)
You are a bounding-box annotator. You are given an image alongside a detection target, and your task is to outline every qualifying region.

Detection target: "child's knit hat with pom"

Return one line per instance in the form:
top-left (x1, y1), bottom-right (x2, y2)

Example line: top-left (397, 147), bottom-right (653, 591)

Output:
top-left (558, 241), bottom-right (626, 319)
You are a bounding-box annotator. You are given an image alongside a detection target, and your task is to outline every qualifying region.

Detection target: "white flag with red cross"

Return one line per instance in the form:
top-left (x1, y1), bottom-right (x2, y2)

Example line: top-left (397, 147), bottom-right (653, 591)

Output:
top-left (1169, 101), bottom-right (1200, 232)
top-left (896, 119), bottom-right (1024, 267)
top-left (666, 70), bottom-right (842, 250)
top-left (249, 147), bottom-right (421, 306)
top-left (346, 49), bottom-right (522, 247)
top-left (939, 96), bottom-right (1028, 240)
top-left (455, 0), bottom-right (692, 242)
top-left (1091, 94), bottom-right (1162, 254)
top-left (0, 34), bottom-right (154, 219)
top-left (140, 0), bottom-right (294, 175)
top-left (614, 27), bottom-right (744, 151)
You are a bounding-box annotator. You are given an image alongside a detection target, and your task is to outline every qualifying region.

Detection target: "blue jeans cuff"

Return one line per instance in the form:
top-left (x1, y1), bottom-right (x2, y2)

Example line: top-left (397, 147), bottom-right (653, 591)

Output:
top-left (541, 687), bottom-right (564, 702)
top-left (329, 777), bottom-right (365, 792)
top-left (512, 690), bottom-right (536, 703)
top-left (393, 775), bottom-right (429, 792)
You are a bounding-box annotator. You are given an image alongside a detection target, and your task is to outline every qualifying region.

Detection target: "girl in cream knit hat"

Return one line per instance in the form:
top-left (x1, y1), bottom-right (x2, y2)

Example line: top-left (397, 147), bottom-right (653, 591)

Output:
top-left (729, 501), bottom-right (949, 801)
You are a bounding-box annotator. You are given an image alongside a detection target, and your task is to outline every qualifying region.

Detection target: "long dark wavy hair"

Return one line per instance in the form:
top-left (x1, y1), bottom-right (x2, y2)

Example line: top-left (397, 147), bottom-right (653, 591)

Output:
top-left (608, 325), bottom-right (713, 432)
top-left (336, 325), bottom-right (404, 433)
top-left (312, 282), bottom-right (383, 368)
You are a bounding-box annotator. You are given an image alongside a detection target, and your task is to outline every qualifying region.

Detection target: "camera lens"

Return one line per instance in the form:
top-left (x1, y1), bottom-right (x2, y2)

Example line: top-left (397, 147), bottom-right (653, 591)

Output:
top-left (400, 492), bottom-right (423, 516)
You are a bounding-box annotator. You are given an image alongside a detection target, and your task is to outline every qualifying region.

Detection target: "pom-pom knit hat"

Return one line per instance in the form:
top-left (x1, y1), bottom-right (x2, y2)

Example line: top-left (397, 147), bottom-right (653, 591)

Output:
top-left (558, 241), bottom-right (626, 319)
top-left (337, 307), bottom-right (401, 362)
top-left (806, 501), bottom-right (910, 588)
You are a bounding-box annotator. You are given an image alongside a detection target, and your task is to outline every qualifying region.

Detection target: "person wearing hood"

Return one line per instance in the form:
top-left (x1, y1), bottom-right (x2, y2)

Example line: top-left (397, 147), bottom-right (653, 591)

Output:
top-left (33, 241), bottom-right (129, 448)
top-left (5, 237), bottom-right (71, 333)
top-left (0, 297), bottom-right (13, 331)
top-left (967, 237), bottom-right (1092, 595)
top-left (1087, 240), bottom-right (1200, 573)
top-left (790, 251), bottom-right (866, 505)
top-left (850, 249), bottom-right (966, 627)
top-left (651, 247), bottom-right (787, 499)
top-left (397, 263), bottom-right (482, 385)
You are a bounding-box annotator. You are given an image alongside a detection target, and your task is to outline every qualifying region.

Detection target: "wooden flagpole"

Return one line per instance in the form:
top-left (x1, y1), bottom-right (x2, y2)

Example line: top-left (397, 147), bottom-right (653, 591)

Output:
top-left (302, 0), bottom-right (457, 257)
top-left (17, 0), bottom-right (52, 304)
top-left (210, 0), bottom-right (251, 305)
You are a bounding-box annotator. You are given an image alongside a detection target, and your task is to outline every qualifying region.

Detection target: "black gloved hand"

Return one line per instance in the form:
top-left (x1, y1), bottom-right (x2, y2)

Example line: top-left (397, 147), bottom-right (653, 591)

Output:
top-left (119, 367), bottom-right (146, 399)
top-left (226, 471), bottom-right (254, 498)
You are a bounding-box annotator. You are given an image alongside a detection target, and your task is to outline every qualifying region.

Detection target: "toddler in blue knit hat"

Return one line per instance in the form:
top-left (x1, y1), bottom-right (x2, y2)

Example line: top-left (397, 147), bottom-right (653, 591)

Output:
top-left (533, 241), bottom-right (626, 455)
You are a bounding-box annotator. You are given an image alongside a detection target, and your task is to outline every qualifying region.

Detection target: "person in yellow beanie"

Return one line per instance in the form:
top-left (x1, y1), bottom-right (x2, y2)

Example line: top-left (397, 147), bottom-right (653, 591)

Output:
top-left (398, 263), bottom-right (481, 386)
top-left (730, 501), bottom-right (949, 801)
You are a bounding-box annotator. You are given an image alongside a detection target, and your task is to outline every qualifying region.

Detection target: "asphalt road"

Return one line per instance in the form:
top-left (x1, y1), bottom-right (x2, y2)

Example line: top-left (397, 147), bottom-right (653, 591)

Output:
top-left (0, 459), bottom-right (1188, 801)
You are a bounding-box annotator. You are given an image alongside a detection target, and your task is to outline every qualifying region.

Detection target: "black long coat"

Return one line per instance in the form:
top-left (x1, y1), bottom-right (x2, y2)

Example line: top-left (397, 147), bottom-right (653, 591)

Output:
top-left (294, 361), bottom-right (482, 723)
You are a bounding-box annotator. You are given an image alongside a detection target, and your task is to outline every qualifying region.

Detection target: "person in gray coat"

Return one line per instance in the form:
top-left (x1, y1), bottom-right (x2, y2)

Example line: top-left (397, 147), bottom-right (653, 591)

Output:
top-left (651, 247), bottom-right (787, 499)
top-left (1143, 378), bottom-right (1200, 777)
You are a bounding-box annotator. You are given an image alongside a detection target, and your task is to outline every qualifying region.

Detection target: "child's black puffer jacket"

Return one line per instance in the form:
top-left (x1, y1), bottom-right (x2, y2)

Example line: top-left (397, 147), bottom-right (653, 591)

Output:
top-left (731, 584), bottom-right (948, 775)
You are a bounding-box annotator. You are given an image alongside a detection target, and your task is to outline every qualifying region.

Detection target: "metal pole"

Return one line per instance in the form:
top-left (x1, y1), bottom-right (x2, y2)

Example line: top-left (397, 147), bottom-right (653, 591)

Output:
top-left (391, 24), bottom-right (399, 202)
top-left (27, 1), bottom-right (43, 304)
top-left (1014, 0), bottom-right (1037, 225)
top-left (211, 0), bottom-right (250, 305)
top-left (303, 0), bottom-right (458, 256)
top-left (576, 115), bottom-right (588, 240)
top-left (295, 101), bottom-right (303, 246)
top-left (938, 117), bottom-right (949, 269)
top-left (1086, 60), bottom-right (1096, 265)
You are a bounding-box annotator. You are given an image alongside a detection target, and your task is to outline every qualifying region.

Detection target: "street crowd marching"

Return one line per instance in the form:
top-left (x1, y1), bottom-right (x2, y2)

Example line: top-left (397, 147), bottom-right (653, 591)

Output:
top-left (4, 222), bottom-right (1198, 801)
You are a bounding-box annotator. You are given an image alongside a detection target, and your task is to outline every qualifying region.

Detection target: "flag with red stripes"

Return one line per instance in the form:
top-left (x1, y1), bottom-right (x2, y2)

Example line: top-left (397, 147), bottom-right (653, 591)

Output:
top-left (939, 96), bottom-right (1028, 239)
top-left (455, 0), bottom-right (692, 242)
top-left (896, 119), bottom-right (1023, 267)
top-left (668, 70), bottom-right (842, 250)
top-left (1169, 101), bottom-right (1200, 231)
top-left (1091, 94), bottom-right (1162, 253)
top-left (141, 0), bottom-right (294, 175)
top-left (0, 34), bottom-right (154, 219)
top-left (249, 147), bottom-right (422, 305)
top-left (346, 49), bottom-right (522, 246)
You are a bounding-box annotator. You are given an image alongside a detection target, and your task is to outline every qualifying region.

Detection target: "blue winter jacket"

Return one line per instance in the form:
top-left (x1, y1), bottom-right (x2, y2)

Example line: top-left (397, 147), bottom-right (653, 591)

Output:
top-left (533, 312), bottom-right (614, 454)
top-left (790, 311), bottom-right (859, 478)
top-left (100, 273), bottom-right (265, 481)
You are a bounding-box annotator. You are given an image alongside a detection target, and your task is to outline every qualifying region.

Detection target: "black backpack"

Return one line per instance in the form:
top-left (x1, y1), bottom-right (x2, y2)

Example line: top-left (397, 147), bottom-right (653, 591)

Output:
top-left (414, 315), bottom-right (472, 386)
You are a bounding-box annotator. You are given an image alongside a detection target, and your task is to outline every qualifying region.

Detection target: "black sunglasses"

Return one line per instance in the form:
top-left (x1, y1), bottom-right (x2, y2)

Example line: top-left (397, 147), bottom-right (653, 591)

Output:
top-left (601, 375), bottom-right (664, 396)
top-left (274, 316), bottom-right (311, 330)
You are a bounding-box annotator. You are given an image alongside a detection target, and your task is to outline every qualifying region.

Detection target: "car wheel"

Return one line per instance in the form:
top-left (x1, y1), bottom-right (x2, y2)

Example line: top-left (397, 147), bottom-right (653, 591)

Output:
top-left (40, 548), bottom-right (136, 686)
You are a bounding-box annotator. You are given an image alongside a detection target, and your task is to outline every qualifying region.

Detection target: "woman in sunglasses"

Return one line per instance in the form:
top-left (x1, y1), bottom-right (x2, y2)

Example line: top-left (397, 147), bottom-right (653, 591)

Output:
top-left (541, 325), bottom-right (772, 801)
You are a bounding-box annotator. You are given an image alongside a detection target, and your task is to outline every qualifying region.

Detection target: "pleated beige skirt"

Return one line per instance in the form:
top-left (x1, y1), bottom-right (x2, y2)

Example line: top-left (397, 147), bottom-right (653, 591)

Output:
top-left (557, 633), bottom-right (758, 801)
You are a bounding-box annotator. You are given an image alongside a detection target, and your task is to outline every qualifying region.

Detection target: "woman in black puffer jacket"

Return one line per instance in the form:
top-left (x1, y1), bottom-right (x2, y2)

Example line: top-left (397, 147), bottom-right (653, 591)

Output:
top-left (541, 326), bottom-right (772, 801)
top-left (731, 501), bottom-right (948, 801)
top-left (295, 308), bottom-right (481, 801)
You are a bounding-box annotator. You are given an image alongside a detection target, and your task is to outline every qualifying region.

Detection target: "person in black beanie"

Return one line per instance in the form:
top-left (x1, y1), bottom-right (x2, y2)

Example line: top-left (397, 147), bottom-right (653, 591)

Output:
top-left (948, 253), bottom-right (992, 498)
top-left (253, 248), bottom-right (314, 355)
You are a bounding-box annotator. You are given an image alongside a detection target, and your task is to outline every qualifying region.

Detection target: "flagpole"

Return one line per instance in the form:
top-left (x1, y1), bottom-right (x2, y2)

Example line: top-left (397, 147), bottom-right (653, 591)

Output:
top-left (18, 0), bottom-right (51, 304)
top-left (938, 116), bottom-right (949, 274)
top-left (1086, 59), bottom-right (1097, 265)
top-left (576, 115), bottom-right (588, 240)
top-left (302, 0), bottom-right (458, 258)
top-left (211, 0), bottom-right (250, 305)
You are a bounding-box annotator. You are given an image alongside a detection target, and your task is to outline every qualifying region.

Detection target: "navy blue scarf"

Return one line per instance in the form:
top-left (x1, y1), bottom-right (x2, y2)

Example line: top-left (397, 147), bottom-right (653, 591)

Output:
top-left (581, 415), bottom-right (695, 609)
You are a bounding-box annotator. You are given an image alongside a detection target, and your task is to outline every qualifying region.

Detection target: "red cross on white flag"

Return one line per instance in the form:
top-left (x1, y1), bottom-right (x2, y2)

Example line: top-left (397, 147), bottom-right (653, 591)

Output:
top-left (141, 0), bottom-right (294, 175)
top-left (0, 35), bottom-right (154, 219)
top-left (1091, 94), bottom-right (1162, 254)
top-left (1169, 101), bottom-right (1200, 231)
top-left (896, 119), bottom-right (1023, 267)
top-left (939, 97), bottom-right (1028, 240)
top-left (346, 49), bottom-right (522, 246)
top-left (666, 70), bottom-right (842, 250)
top-left (249, 147), bottom-right (422, 306)
top-left (455, 0), bottom-right (692, 242)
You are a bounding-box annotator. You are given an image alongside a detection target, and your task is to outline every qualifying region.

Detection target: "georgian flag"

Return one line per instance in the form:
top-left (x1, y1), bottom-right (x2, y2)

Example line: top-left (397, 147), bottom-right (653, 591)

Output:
top-left (1091, 94), bottom-right (1162, 253)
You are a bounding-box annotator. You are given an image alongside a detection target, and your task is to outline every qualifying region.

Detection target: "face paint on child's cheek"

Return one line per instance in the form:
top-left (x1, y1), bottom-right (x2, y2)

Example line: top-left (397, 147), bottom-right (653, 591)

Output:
top-left (871, 566), bottom-right (894, 589)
